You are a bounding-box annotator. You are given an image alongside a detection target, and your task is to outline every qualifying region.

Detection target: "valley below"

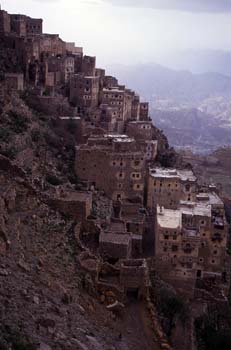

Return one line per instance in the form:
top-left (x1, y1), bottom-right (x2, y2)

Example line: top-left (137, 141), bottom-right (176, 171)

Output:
top-left (108, 63), bottom-right (231, 154)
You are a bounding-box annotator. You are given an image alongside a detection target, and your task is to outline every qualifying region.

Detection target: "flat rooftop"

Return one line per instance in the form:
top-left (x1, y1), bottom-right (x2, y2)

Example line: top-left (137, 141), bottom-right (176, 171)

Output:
top-left (129, 121), bottom-right (152, 124)
top-left (113, 137), bottom-right (134, 143)
top-left (180, 201), bottom-right (211, 217)
top-left (100, 232), bottom-right (131, 245)
top-left (105, 134), bottom-right (135, 143)
top-left (149, 167), bottom-right (196, 182)
top-left (196, 192), bottom-right (224, 207)
top-left (157, 206), bottom-right (182, 229)
top-left (59, 116), bottom-right (81, 120)
top-left (157, 199), bottom-right (212, 229)
top-left (109, 221), bottom-right (126, 233)
top-left (5, 73), bottom-right (23, 78)
top-left (103, 88), bottom-right (125, 93)
top-left (58, 191), bottom-right (92, 202)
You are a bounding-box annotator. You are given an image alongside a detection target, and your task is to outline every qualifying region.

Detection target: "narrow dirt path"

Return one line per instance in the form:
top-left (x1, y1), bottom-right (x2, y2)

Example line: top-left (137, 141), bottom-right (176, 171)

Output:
top-left (117, 300), bottom-right (161, 350)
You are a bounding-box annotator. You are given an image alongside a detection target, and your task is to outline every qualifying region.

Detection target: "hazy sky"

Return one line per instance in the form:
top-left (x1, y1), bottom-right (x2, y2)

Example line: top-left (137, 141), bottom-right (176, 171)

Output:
top-left (2, 0), bottom-right (231, 66)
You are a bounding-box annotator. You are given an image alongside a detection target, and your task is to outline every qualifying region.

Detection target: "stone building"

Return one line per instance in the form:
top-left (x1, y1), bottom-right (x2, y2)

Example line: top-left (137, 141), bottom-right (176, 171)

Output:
top-left (100, 87), bottom-right (133, 123)
top-left (81, 55), bottom-right (96, 76)
top-left (70, 73), bottom-right (100, 111)
top-left (131, 94), bottom-right (140, 120)
top-left (65, 42), bottom-right (83, 56)
top-left (99, 231), bottom-right (132, 261)
top-left (140, 102), bottom-right (149, 121)
top-left (147, 168), bottom-right (197, 210)
top-left (0, 8), bottom-right (11, 34)
top-left (47, 55), bottom-right (75, 84)
top-left (120, 259), bottom-right (150, 298)
top-left (75, 134), bottom-right (146, 202)
top-left (39, 34), bottom-right (65, 56)
top-left (4, 73), bottom-right (24, 91)
top-left (83, 104), bottom-right (118, 133)
top-left (11, 14), bottom-right (43, 37)
top-left (48, 190), bottom-right (93, 221)
top-left (103, 75), bottom-right (118, 89)
top-left (155, 192), bottom-right (229, 298)
top-left (126, 121), bottom-right (158, 162)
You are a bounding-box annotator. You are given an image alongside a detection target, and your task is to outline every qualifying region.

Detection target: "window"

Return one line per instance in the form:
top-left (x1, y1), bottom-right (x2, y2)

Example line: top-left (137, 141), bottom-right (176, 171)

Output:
top-left (164, 235), bottom-right (169, 240)
top-left (172, 245), bottom-right (178, 252)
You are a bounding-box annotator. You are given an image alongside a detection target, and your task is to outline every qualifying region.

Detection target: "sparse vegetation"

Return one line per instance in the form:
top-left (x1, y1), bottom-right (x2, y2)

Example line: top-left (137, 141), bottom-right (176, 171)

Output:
top-left (0, 127), bottom-right (11, 142)
top-left (0, 325), bottom-right (35, 350)
top-left (7, 110), bottom-right (29, 134)
top-left (195, 314), bottom-right (231, 350)
top-left (0, 145), bottom-right (17, 159)
top-left (46, 174), bottom-right (63, 186)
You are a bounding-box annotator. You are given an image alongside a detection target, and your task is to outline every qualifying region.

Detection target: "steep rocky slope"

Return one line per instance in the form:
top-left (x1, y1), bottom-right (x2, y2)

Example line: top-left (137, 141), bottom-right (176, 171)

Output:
top-left (0, 92), bottom-right (163, 350)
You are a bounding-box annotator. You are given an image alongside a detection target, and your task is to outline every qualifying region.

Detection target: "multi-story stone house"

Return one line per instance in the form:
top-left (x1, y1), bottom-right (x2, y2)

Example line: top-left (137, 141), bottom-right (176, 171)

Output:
top-left (147, 168), bottom-right (197, 210)
top-left (155, 192), bottom-right (229, 298)
top-left (75, 134), bottom-right (147, 203)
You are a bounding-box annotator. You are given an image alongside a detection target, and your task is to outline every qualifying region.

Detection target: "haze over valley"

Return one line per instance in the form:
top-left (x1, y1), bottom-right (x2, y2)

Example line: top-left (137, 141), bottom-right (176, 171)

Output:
top-left (107, 54), bottom-right (231, 153)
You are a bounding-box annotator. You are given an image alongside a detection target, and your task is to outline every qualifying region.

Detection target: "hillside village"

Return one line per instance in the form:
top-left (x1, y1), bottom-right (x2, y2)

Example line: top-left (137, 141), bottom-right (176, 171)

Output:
top-left (0, 6), bottom-right (231, 350)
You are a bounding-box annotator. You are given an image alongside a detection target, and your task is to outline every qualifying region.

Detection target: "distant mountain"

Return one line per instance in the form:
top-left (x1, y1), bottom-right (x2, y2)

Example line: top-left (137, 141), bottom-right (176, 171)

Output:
top-left (107, 62), bottom-right (231, 106)
top-left (152, 108), bottom-right (231, 154)
top-left (106, 62), bottom-right (231, 153)
top-left (159, 49), bottom-right (231, 76)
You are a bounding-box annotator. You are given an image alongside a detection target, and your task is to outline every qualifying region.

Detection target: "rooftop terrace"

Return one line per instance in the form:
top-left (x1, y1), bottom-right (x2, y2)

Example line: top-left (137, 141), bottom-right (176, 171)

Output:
top-left (150, 168), bottom-right (196, 182)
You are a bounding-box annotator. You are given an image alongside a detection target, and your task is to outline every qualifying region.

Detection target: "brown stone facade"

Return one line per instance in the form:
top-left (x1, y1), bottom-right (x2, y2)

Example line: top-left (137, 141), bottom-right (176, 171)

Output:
top-left (147, 168), bottom-right (197, 210)
top-left (155, 192), bottom-right (229, 298)
top-left (75, 135), bottom-right (146, 202)
top-left (70, 74), bottom-right (100, 111)
top-left (4, 73), bottom-right (24, 91)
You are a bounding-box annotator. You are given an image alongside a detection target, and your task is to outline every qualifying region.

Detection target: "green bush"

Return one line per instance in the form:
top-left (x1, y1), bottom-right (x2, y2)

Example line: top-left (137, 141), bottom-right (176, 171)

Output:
top-left (0, 145), bottom-right (17, 159)
top-left (195, 315), bottom-right (231, 350)
top-left (31, 128), bottom-right (41, 143)
top-left (8, 110), bottom-right (29, 134)
top-left (0, 128), bottom-right (11, 142)
top-left (0, 326), bottom-right (35, 350)
top-left (155, 287), bottom-right (188, 336)
top-left (157, 288), bottom-right (185, 320)
top-left (46, 174), bottom-right (63, 186)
